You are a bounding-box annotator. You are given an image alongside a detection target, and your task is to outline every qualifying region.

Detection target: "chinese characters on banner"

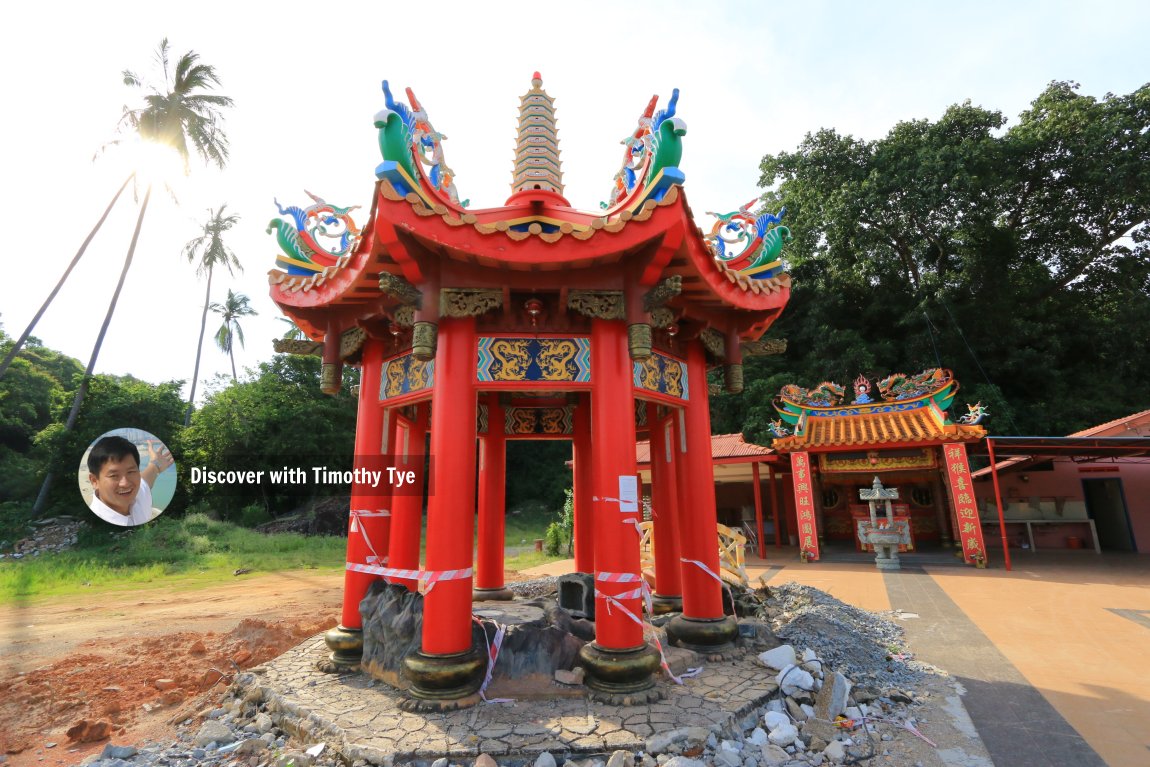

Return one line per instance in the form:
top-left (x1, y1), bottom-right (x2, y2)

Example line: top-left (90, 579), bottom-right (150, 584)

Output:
top-left (943, 442), bottom-right (987, 564)
top-left (790, 451), bottom-right (820, 560)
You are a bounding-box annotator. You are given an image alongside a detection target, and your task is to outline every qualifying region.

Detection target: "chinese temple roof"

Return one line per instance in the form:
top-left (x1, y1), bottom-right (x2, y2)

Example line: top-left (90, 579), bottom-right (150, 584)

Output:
top-left (769, 369), bottom-right (987, 453)
top-left (266, 75), bottom-right (791, 352)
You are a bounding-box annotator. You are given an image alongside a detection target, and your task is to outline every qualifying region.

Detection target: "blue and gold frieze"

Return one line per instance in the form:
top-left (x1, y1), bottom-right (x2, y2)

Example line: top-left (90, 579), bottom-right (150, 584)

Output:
top-left (476, 337), bottom-right (591, 383)
top-left (381, 354), bottom-right (435, 400)
top-left (633, 352), bottom-right (688, 400)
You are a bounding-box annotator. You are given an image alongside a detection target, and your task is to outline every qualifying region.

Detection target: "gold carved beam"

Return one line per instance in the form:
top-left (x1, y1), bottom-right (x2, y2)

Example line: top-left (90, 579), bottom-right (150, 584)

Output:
top-left (440, 288), bottom-right (503, 318)
top-left (742, 338), bottom-right (788, 357)
top-left (567, 290), bottom-right (625, 320)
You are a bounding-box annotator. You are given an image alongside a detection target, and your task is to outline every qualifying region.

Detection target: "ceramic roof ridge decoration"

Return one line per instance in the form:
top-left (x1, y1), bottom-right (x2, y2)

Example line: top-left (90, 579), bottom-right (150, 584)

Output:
top-left (769, 368), bottom-right (987, 452)
top-left (268, 75), bottom-right (793, 345)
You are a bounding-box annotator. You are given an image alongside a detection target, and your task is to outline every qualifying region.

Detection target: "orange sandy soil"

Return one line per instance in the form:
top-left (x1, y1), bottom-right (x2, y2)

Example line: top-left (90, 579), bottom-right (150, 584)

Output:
top-left (0, 568), bottom-right (525, 766)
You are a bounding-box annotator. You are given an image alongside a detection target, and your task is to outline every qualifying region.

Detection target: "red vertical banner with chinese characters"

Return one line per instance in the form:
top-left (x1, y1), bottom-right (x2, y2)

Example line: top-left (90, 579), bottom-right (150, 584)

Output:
top-left (943, 443), bottom-right (987, 564)
top-left (790, 452), bottom-right (820, 561)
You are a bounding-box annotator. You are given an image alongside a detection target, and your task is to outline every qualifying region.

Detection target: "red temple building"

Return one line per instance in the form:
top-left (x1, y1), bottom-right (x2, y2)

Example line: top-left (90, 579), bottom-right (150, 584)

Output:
top-left (268, 75), bottom-right (791, 706)
top-left (767, 369), bottom-right (990, 564)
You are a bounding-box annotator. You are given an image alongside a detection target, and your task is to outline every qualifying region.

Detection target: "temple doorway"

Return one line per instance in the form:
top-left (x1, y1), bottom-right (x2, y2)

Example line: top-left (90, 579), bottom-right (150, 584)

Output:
top-left (1083, 478), bottom-right (1137, 551)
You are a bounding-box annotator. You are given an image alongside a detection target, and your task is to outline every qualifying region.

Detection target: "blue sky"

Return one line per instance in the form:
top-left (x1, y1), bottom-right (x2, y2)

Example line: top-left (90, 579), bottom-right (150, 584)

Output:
top-left (1, 0), bottom-right (1146, 400)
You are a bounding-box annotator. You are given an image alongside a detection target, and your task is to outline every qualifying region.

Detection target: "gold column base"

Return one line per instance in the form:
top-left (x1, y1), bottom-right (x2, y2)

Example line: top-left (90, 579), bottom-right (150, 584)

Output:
top-left (651, 594), bottom-right (683, 615)
top-left (318, 625), bottom-right (362, 672)
top-left (666, 614), bottom-right (738, 655)
top-left (578, 642), bottom-right (662, 704)
top-left (401, 645), bottom-right (485, 710)
top-left (472, 586), bottom-right (515, 602)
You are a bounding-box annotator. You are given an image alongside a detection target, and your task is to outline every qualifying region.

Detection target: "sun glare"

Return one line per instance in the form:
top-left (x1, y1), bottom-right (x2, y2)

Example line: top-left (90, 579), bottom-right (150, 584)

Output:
top-left (118, 138), bottom-right (187, 190)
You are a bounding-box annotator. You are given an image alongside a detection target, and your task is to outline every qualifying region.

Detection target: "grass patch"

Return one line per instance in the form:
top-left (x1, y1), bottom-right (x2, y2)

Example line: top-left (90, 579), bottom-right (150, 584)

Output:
top-left (0, 513), bottom-right (345, 603)
top-left (4, 499), bottom-right (571, 604)
top-left (504, 548), bottom-right (564, 571)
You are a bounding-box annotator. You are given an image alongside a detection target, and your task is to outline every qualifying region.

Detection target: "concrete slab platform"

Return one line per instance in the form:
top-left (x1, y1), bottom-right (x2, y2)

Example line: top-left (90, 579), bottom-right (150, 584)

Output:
top-left (239, 637), bottom-right (779, 764)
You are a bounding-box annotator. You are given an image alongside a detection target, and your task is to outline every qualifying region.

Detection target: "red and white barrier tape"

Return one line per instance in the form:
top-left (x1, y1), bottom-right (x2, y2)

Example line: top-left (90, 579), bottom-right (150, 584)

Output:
top-left (595, 588), bottom-right (685, 685)
top-left (344, 562), bottom-right (472, 595)
top-left (472, 616), bottom-right (514, 704)
top-left (349, 509), bottom-right (390, 567)
top-left (680, 556), bottom-right (737, 608)
top-left (597, 571), bottom-right (653, 615)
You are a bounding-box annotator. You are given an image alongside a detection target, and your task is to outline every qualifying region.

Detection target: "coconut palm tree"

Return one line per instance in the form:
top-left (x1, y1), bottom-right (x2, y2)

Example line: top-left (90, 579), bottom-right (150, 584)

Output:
top-left (277, 317), bottom-right (305, 340)
top-left (0, 174), bottom-right (135, 380)
top-left (211, 289), bottom-right (258, 381)
top-left (63, 38), bottom-right (233, 430)
top-left (183, 205), bottom-right (241, 425)
top-left (31, 39), bottom-right (233, 515)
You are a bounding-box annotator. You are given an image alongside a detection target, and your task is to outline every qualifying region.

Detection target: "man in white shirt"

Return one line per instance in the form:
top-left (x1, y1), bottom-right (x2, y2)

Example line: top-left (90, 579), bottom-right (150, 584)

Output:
top-left (87, 436), bottom-right (173, 526)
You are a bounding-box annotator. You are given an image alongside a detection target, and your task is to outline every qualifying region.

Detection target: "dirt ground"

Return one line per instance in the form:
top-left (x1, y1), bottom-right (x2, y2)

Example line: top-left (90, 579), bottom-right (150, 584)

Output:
top-left (0, 569), bottom-right (350, 765)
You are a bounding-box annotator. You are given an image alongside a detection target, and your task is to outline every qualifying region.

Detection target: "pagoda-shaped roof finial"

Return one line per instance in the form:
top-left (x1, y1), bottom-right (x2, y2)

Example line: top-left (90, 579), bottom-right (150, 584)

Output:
top-left (508, 71), bottom-right (569, 205)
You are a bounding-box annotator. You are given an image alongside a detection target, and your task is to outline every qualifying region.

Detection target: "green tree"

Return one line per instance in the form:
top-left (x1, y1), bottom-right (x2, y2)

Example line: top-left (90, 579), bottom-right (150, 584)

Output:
top-left (183, 205), bottom-right (241, 425)
top-left (0, 331), bottom-right (82, 520)
top-left (30, 39), bottom-right (233, 515)
top-left (179, 355), bottom-right (358, 517)
top-left (211, 289), bottom-right (257, 381)
top-left (32, 375), bottom-right (186, 518)
top-left (737, 81), bottom-right (1150, 441)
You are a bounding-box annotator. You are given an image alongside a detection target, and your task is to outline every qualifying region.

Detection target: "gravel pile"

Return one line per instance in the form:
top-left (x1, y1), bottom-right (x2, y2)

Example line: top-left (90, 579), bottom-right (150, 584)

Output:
top-left (0, 517), bottom-right (82, 559)
top-left (765, 583), bottom-right (931, 688)
top-left (77, 697), bottom-right (347, 767)
top-left (508, 576), bottom-right (559, 599)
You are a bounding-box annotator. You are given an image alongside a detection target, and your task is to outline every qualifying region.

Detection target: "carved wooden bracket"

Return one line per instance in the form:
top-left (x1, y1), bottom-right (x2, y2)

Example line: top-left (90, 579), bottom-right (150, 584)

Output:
top-left (649, 307), bottom-right (675, 330)
top-left (441, 288), bottom-right (503, 318)
top-left (699, 328), bottom-right (726, 358)
top-left (567, 290), bottom-right (625, 320)
top-left (393, 305), bottom-right (415, 328)
top-left (340, 327), bottom-right (367, 358)
top-left (741, 338), bottom-right (788, 356)
top-left (379, 273), bottom-right (423, 309)
top-left (642, 276), bottom-right (682, 312)
top-left (272, 339), bottom-right (323, 357)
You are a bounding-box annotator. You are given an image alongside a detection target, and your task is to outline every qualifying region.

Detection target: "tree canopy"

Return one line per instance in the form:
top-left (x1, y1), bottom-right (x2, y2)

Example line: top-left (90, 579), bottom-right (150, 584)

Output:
top-left (714, 81), bottom-right (1150, 442)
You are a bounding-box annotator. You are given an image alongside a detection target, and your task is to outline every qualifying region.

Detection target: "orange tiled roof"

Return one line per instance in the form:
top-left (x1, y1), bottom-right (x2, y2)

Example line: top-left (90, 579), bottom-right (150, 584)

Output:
top-left (1069, 408), bottom-right (1150, 437)
top-left (636, 433), bottom-right (772, 464)
top-left (772, 409), bottom-right (985, 453)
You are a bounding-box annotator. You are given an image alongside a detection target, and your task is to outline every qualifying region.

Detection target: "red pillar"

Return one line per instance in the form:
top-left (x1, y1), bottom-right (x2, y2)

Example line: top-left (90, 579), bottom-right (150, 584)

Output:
top-left (572, 392), bottom-right (595, 573)
top-left (770, 464), bottom-right (784, 549)
top-left (475, 394), bottom-right (510, 597)
top-left (387, 402), bottom-right (428, 591)
top-left (752, 461), bottom-right (766, 559)
top-left (648, 406), bottom-right (683, 604)
top-left (675, 341), bottom-right (725, 621)
top-left (340, 338), bottom-right (390, 629)
top-left (420, 316), bottom-right (478, 655)
top-left (987, 438), bottom-right (1012, 571)
top-left (589, 318), bottom-right (643, 650)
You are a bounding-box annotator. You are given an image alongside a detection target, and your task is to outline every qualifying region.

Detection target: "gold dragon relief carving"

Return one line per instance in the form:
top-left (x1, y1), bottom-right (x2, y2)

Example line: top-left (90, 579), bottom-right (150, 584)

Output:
top-left (488, 339), bottom-right (533, 381)
top-left (663, 357), bottom-right (685, 397)
top-left (536, 339), bottom-right (579, 381)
